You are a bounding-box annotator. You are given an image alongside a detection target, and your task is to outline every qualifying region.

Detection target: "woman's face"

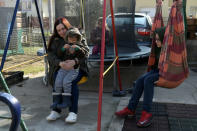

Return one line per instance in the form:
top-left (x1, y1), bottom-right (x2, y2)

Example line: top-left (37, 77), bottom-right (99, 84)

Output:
top-left (155, 34), bottom-right (162, 48)
top-left (56, 23), bottom-right (67, 38)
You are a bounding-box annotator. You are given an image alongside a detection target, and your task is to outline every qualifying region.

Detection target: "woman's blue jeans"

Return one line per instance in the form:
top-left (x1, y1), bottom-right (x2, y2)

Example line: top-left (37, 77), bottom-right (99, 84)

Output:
top-left (53, 69), bottom-right (84, 114)
top-left (128, 69), bottom-right (159, 112)
top-left (69, 70), bottom-right (84, 113)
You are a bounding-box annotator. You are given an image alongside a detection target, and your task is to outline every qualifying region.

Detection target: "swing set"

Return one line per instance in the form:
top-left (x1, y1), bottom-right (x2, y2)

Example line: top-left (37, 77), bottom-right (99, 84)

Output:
top-left (97, 0), bottom-right (188, 130)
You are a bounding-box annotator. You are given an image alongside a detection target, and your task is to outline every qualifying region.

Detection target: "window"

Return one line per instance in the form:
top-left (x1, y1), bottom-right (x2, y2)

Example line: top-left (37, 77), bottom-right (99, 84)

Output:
top-left (107, 16), bottom-right (146, 27)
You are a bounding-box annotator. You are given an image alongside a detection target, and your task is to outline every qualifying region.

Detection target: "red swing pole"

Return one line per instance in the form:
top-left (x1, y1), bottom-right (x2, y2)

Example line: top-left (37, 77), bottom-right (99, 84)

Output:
top-left (97, 0), bottom-right (107, 130)
top-left (109, 0), bottom-right (122, 91)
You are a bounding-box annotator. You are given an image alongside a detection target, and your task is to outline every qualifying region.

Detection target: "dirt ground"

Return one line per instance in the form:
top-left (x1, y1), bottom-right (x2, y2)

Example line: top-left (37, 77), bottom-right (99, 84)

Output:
top-left (1, 54), bottom-right (45, 77)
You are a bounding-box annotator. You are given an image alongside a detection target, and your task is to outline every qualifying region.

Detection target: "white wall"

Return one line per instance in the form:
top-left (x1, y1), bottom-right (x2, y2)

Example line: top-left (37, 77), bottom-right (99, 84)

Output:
top-left (0, 0), bottom-right (16, 7)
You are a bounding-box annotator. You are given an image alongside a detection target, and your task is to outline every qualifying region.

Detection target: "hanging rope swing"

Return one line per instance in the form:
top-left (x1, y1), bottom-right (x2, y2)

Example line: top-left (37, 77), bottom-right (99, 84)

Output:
top-left (155, 0), bottom-right (189, 88)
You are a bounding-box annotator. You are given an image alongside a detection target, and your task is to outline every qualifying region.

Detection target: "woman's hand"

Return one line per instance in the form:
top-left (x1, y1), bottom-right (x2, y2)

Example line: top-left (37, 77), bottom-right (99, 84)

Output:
top-left (59, 60), bottom-right (75, 70)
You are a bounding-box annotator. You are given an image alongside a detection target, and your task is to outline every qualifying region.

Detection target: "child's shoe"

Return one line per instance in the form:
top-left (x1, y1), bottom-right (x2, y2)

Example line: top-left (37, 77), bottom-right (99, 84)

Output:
top-left (137, 111), bottom-right (152, 127)
top-left (115, 107), bottom-right (135, 117)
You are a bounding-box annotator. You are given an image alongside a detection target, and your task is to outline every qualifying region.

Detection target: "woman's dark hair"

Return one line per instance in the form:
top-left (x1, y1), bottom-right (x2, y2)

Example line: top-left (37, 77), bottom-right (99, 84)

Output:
top-left (48, 17), bottom-right (72, 50)
top-left (154, 27), bottom-right (166, 44)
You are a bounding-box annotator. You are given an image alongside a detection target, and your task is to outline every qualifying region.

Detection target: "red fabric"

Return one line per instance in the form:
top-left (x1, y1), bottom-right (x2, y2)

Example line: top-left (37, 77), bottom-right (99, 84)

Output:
top-left (156, 0), bottom-right (189, 88)
top-left (147, 0), bottom-right (164, 72)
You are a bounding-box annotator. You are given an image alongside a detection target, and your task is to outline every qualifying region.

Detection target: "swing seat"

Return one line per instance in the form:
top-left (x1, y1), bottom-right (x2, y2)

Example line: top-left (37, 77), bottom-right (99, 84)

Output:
top-left (155, 78), bottom-right (184, 89)
top-left (148, 0), bottom-right (189, 89)
top-left (77, 76), bottom-right (88, 85)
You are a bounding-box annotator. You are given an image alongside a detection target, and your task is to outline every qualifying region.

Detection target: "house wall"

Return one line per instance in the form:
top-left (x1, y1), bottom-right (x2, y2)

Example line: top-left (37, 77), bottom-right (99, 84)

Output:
top-left (136, 0), bottom-right (169, 23)
top-left (113, 0), bottom-right (197, 24)
top-left (1, 0), bottom-right (197, 24)
top-left (0, 0), bottom-right (15, 7)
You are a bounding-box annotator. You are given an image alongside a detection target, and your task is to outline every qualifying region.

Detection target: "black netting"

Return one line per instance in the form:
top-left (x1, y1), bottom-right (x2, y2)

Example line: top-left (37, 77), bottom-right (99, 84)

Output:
top-left (130, 0), bottom-right (140, 51)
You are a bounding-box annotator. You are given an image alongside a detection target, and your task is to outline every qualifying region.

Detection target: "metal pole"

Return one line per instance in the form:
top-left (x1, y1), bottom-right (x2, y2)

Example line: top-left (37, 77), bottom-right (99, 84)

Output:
top-left (34, 0), bottom-right (48, 53)
top-left (113, 48), bottom-right (118, 91)
top-left (109, 0), bottom-right (122, 91)
top-left (34, 0), bottom-right (48, 86)
top-left (97, 0), bottom-right (107, 130)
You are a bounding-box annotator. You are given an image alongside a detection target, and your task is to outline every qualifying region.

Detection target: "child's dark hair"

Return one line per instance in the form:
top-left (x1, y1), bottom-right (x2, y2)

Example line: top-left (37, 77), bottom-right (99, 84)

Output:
top-left (154, 27), bottom-right (166, 43)
top-left (68, 32), bottom-right (81, 42)
top-left (66, 27), bottom-right (82, 42)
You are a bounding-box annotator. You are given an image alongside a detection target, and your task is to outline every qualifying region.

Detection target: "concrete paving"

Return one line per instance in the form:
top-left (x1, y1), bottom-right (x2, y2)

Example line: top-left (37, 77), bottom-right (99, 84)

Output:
top-left (0, 72), bottom-right (120, 131)
top-left (0, 67), bottom-right (197, 131)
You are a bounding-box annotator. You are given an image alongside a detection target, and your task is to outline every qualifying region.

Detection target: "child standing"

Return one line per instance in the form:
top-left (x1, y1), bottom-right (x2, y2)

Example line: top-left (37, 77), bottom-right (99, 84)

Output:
top-left (50, 27), bottom-right (86, 110)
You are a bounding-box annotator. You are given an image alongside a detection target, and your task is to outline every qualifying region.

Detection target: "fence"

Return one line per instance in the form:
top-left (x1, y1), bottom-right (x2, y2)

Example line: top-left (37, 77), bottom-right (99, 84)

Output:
top-left (0, 27), bottom-right (50, 75)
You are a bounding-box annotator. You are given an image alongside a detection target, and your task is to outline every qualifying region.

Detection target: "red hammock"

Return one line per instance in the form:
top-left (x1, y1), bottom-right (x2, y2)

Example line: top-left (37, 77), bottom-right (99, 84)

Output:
top-left (156, 0), bottom-right (189, 88)
top-left (147, 0), bottom-right (164, 72)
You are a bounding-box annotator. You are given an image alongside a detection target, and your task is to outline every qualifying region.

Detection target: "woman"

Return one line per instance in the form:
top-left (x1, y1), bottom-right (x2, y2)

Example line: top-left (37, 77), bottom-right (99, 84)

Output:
top-left (46, 17), bottom-right (89, 123)
top-left (115, 27), bottom-right (165, 127)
